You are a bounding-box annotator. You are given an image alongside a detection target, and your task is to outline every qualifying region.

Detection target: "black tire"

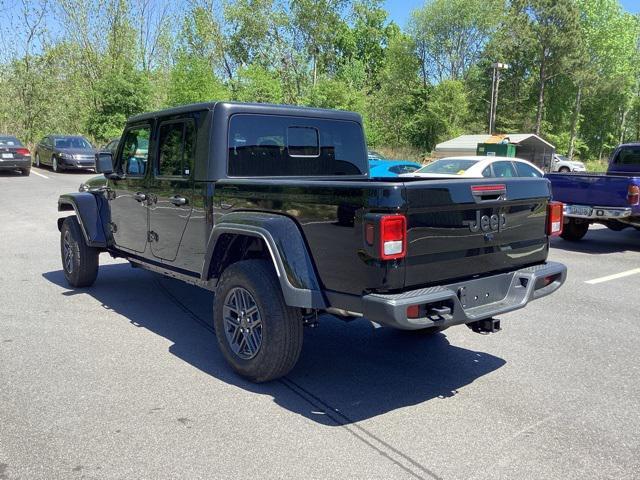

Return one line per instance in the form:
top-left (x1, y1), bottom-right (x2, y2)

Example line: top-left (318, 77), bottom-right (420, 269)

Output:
top-left (60, 216), bottom-right (99, 287)
top-left (34, 153), bottom-right (40, 167)
top-left (213, 260), bottom-right (303, 383)
top-left (560, 219), bottom-right (589, 241)
top-left (52, 156), bottom-right (60, 172)
top-left (559, 167), bottom-right (570, 173)
top-left (21, 168), bottom-right (30, 176)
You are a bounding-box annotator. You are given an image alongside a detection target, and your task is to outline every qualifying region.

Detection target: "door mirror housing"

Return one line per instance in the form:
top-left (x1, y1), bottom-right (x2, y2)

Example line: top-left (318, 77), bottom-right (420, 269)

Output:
top-left (96, 152), bottom-right (114, 175)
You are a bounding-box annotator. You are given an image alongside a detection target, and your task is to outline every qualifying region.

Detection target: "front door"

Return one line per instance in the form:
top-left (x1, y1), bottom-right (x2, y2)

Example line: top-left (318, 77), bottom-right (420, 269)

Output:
top-left (147, 119), bottom-right (195, 262)
top-left (108, 123), bottom-right (152, 254)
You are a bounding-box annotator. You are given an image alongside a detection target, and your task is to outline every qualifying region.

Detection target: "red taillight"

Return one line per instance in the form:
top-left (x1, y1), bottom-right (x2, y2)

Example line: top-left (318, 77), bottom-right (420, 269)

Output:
top-left (627, 185), bottom-right (639, 206)
top-left (379, 214), bottom-right (407, 260)
top-left (547, 201), bottom-right (564, 236)
top-left (407, 305), bottom-right (420, 319)
top-left (16, 148), bottom-right (30, 156)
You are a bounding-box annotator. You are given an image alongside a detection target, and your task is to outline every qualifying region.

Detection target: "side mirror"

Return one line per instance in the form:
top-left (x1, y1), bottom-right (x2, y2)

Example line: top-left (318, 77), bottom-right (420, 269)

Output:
top-left (95, 152), bottom-right (114, 175)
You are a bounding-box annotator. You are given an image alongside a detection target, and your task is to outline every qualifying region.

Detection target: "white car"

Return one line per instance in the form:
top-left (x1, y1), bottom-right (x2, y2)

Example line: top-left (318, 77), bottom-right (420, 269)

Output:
top-left (401, 156), bottom-right (544, 179)
top-left (551, 154), bottom-right (586, 172)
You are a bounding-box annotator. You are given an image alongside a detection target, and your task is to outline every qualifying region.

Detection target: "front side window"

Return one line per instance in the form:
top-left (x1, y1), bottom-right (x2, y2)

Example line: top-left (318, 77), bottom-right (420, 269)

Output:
top-left (157, 121), bottom-right (195, 177)
top-left (228, 114), bottom-right (366, 177)
top-left (119, 125), bottom-right (151, 176)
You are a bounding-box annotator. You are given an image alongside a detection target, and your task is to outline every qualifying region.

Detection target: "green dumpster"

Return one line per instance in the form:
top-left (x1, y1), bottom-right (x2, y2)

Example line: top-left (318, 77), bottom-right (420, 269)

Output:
top-left (476, 142), bottom-right (516, 157)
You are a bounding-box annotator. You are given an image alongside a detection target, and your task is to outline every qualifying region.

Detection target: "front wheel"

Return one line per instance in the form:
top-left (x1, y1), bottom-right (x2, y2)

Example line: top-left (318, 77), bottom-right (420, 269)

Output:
top-left (560, 219), bottom-right (589, 241)
top-left (60, 216), bottom-right (99, 287)
top-left (559, 166), bottom-right (571, 173)
top-left (34, 154), bottom-right (40, 167)
top-left (213, 260), bottom-right (303, 383)
top-left (52, 156), bottom-right (60, 172)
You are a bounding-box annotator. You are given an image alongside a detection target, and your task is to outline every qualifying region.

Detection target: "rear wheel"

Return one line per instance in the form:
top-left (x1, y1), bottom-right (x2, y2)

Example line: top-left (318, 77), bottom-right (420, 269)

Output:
top-left (213, 260), bottom-right (303, 383)
top-left (21, 168), bottom-right (30, 176)
top-left (60, 216), bottom-right (99, 287)
top-left (560, 219), bottom-right (589, 241)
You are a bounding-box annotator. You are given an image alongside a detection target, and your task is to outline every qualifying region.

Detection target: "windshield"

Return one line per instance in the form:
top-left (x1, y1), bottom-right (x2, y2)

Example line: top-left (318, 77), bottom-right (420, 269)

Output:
top-left (0, 136), bottom-right (22, 146)
top-left (416, 159), bottom-right (478, 175)
top-left (55, 137), bottom-right (93, 149)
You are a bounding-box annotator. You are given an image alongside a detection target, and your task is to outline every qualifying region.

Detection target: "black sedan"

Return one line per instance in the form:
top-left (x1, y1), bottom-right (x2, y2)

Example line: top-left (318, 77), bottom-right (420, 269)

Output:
top-left (0, 135), bottom-right (31, 176)
top-left (33, 135), bottom-right (97, 172)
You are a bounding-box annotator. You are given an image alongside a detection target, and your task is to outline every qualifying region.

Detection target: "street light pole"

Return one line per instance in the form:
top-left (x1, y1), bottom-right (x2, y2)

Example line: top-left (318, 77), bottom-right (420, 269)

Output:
top-left (489, 62), bottom-right (509, 134)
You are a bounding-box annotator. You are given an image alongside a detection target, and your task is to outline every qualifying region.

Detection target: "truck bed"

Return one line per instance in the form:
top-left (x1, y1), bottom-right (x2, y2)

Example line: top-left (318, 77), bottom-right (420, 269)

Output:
top-left (546, 172), bottom-right (640, 207)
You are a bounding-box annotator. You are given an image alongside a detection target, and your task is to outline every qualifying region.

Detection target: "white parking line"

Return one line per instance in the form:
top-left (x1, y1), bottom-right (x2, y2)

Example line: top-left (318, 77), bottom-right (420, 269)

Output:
top-left (585, 268), bottom-right (640, 285)
top-left (31, 170), bottom-right (49, 179)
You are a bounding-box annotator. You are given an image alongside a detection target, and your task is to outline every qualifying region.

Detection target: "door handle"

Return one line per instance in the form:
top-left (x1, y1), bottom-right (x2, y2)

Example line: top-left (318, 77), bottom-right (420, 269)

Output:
top-left (133, 192), bottom-right (147, 202)
top-left (169, 195), bottom-right (188, 206)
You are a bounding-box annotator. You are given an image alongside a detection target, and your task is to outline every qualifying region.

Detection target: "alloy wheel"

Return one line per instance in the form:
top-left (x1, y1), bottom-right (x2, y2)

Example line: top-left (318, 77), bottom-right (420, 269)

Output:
top-left (63, 230), bottom-right (74, 273)
top-left (222, 287), bottom-right (263, 360)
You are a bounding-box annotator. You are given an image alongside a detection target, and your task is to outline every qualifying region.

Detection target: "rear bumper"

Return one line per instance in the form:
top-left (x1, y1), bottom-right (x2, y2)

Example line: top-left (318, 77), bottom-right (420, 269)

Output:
top-left (0, 158), bottom-right (31, 170)
top-left (563, 204), bottom-right (632, 220)
top-left (361, 261), bottom-right (567, 330)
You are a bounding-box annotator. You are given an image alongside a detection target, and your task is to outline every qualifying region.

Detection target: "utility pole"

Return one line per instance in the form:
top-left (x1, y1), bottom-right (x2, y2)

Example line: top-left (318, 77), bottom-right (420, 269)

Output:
top-left (489, 62), bottom-right (509, 134)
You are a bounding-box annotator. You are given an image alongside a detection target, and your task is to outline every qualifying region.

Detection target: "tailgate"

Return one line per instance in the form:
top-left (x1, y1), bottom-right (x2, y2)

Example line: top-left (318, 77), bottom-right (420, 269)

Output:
top-left (547, 173), bottom-right (631, 207)
top-left (403, 178), bottom-right (550, 288)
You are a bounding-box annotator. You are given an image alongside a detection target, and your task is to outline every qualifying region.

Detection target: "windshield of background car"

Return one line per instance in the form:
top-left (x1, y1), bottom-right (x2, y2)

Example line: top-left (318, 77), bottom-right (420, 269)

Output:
top-left (0, 136), bottom-right (22, 146)
top-left (55, 137), bottom-right (93, 149)
top-left (228, 114), bottom-right (367, 176)
top-left (389, 164), bottom-right (420, 174)
top-left (416, 159), bottom-right (478, 175)
top-left (614, 146), bottom-right (640, 165)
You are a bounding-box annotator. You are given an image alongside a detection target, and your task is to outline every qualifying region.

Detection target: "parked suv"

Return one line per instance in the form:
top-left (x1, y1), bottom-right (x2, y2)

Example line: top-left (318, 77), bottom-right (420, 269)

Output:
top-left (551, 154), bottom-right (586, 173)
top-left (34, 135), bottom-right (97, 172)
top-left (57, 102), bottom-right (566, 382)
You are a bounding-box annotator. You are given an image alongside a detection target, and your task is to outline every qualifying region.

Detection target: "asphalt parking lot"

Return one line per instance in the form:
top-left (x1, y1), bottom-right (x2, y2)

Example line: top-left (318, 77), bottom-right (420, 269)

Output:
top-left (1, 167), bottom-right (639, 480)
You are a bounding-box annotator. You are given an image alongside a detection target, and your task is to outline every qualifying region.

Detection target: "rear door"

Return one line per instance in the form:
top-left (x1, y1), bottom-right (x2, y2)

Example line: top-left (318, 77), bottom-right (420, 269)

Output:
top-left (147, 118), bottom-right (195, 262)
top-left (108, 123), bottom-right (152, 254)
top-left (403, 178), bottom-right (551, 288)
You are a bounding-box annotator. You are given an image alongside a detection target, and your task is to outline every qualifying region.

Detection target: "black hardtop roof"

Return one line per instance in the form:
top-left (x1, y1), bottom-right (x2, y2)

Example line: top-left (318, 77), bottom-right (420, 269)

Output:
top-left (618, 142), bottom-right (640, 147)
top-left (49, 135), bottom-right (89, 139)
top-left (127, 101), bottom-right (362, 124)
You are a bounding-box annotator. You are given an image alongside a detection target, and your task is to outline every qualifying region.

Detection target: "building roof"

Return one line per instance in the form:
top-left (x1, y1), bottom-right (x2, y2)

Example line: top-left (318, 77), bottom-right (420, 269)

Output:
top-left (435, 134), bottom-right (555, 152)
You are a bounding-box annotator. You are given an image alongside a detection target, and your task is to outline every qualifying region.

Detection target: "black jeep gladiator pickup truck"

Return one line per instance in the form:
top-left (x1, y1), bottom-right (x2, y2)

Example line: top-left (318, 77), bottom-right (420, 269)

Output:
top-left (57, 102), bottom-right (566, 382)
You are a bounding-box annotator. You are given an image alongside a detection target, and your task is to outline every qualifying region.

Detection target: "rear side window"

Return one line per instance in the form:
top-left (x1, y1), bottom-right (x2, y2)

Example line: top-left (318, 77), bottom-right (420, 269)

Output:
top-left (614, 146), bottom-right (640, 165)
top-left (158, 121), bottom-right (196, 177)
top-left (228, 114), bottom-right (367, 177)
top-left (492, 161), bottom-right (517, 177)
top-left (0, 136), bottom-right (22, 146)
top-left (514, 161), bottom-right (542, 177)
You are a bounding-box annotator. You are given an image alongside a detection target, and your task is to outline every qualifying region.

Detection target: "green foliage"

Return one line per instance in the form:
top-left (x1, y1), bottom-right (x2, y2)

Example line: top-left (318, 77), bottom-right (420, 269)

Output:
top-left (0, 0), bottom-right (638, 161)
top-left (166, 54), bottom-right (229, 106)
top-left (87, 68), bottom-right (150, 141)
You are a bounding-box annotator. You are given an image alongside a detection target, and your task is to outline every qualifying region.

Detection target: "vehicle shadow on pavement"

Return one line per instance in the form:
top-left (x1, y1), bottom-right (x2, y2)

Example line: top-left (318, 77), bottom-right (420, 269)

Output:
top-left (43, 263), bottom-right (505, 425)
top-left (550, 227), bottom-right (640, 254)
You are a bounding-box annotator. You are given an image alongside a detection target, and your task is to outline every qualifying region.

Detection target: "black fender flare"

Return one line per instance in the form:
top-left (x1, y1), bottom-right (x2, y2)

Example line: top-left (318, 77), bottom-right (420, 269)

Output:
top-left (202, 212), bottom-right (326, 309)
top-left (57, 193), bottom-right (108, 248)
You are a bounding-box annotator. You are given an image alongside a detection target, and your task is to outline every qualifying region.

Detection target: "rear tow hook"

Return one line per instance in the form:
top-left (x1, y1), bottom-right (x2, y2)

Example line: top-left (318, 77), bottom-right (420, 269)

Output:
top-left (467, 318), bottom-right (501, 334)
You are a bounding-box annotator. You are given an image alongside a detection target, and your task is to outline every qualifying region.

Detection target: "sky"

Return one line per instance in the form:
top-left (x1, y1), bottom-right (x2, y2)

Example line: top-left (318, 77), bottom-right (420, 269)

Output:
top-left (383, 0), bottom-right (640, 27)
